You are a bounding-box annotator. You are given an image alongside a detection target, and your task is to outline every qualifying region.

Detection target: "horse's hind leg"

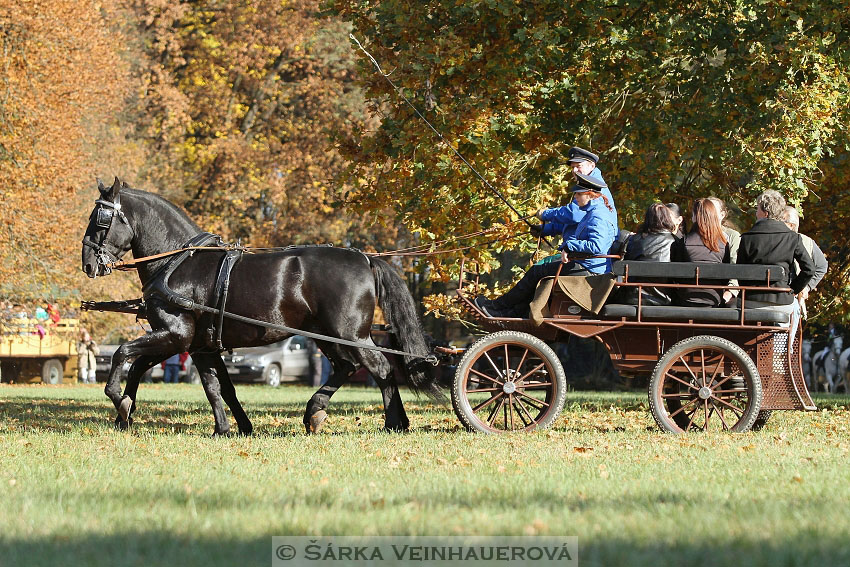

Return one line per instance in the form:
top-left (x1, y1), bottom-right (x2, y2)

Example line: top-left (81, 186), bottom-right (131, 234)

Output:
top-left (191, 355), bottom-right (232, 436)
top-left (356, 348), bottom-right (408, 431)
top-left (304, 350), bottom-right (354, 434)
top-left (203, 353), bottom-right (253, 435)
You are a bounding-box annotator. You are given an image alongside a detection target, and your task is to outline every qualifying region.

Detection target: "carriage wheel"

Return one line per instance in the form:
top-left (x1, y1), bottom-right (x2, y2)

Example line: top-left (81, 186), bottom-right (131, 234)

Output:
top-left (649, 335), bottom-right (762, 433)
top-left (451, 331), bottom-right (566, 434)
top-left (751, 410), bottom-right (772, 432)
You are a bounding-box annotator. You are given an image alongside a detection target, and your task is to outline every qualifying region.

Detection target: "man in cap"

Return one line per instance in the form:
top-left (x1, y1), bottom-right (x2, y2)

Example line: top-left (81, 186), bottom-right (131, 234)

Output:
top-left (536, 147), bottom-right (617, 240)
top-left (476, 173), bottom-right (617, 317)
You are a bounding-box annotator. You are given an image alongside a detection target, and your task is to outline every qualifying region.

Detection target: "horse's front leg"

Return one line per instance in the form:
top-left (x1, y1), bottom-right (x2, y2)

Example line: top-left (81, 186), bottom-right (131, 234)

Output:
top-left (104, 330), bottom-right (179, 423)
top-left (192, 352), bottom-right (252, 436)
top-left (113, 354), bottom-right (165, 429)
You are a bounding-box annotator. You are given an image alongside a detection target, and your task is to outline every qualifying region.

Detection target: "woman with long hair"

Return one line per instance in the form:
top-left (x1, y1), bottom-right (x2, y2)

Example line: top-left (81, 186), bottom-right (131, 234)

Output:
top-left (671, 198), bottom-right (730, 307)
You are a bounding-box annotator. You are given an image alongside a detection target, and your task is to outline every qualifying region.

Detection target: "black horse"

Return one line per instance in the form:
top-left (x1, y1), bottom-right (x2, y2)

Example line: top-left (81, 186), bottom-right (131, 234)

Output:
top-left (81, 177), bottom-right (441, 434)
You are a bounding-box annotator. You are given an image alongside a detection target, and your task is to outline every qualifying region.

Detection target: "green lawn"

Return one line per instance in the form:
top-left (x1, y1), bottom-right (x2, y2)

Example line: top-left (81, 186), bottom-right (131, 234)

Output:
top-left (1, 383), bottom-right (848, 567)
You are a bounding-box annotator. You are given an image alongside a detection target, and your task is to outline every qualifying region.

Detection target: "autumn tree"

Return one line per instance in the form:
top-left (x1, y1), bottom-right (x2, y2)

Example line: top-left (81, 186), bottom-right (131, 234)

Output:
top-left (328, 0), bottom-right (850, 320)
top-left (0, 0), bottom-right (141, 305)
top-left (118, 0), bottom-right (403, 251)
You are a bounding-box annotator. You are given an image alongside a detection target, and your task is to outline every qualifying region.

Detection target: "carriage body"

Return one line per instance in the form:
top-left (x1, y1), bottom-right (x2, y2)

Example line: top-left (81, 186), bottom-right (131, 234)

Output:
top-left (453, 259), bottom-right (814, 434)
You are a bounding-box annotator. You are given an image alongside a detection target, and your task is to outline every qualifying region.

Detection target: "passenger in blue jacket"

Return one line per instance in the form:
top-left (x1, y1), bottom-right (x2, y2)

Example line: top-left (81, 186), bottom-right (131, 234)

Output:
top-left (475, 174), bottom-right (618, 318)
top-left (537, 146), bottom-right (617, 241)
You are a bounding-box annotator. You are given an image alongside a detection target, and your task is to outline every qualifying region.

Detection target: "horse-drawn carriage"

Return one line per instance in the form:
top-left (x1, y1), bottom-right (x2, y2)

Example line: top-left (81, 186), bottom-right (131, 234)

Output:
top-left (450, 259), bottom-right (814, 434)
top-left (81, 179), bottom-right (816, 436)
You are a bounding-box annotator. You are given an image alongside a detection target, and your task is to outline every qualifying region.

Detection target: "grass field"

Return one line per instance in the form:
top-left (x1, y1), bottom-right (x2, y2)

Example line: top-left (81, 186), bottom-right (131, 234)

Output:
top-left (1, 383), bottom-right (849, 567)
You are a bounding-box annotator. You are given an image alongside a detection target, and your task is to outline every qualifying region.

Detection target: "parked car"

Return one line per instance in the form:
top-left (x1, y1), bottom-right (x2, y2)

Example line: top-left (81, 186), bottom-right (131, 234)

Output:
top-left (223, 336), bottom-right (312, 386)
top-left (95, 344), bottom-right (198, 383)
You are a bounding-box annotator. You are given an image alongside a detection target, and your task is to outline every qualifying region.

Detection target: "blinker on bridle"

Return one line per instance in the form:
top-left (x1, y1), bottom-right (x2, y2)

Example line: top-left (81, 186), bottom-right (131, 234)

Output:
top-left (82, 194), bottom-right (130, 276)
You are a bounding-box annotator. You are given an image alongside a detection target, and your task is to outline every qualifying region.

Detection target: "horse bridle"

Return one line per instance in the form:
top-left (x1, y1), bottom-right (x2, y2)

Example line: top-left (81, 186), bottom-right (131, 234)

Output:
top-left (82, 193), bottom-right (132, 276)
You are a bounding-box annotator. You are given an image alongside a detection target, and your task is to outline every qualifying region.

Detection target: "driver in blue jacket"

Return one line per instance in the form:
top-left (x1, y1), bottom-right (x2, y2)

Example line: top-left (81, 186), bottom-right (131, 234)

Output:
top-left (475, 173), bottom-right (617, 318)
top-left (536, 146), bottom-right (617, 241)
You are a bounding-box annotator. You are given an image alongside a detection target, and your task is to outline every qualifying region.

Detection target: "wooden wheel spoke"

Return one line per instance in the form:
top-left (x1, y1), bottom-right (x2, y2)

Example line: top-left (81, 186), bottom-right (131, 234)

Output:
top-left (521, 381), bottom-right (554, 389)
top-left (469, 367), bottom-right (504, 386)
top-left (679, 356), bottom-right (700, 385)
top-left (661, 392), bottom-right (697, 399)
top-left (514, 395), bottom-right (536, 425)
top-left (516, 390), bottom-right (549, 409)
top-left (507, 394), bottom-right (515, 430)
top-left (664, 372), bottom-right (699, 391)
top-left (515, 362), bottom-right (546, 386)
top-left (716, 405), bottom-right (731, 430)
top-left (685, 401), bottom-right (701, 431)
top-left (704, 401), bottom-right (715, 431)
top-left (486, 396), bottom-right (507, 426)
top-left (707, 354), bottom-right (726, 387)
top-left (710, 395), bottom-right (745, 417)
top-left (513, 348), bottom-right (530, 382)
top-left (700, 349), bottom-right (707, 388)
top-left (472, 392), bottom-right (503, 413)
top-left (668, 397), bottom-right (699, 419)
top-left (483, 351), bottom-right (505, 381)
top-left (504, 344), bottom-right (511, 381)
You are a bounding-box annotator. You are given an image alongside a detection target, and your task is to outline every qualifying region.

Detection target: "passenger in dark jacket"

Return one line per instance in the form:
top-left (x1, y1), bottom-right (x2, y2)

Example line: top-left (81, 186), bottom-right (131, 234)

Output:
top-left (670, 198), bottom-right (730, 307)
top-left (619, 203), bottom-right (678, 306)
top-left (736, 191), bottom-right (814, 306)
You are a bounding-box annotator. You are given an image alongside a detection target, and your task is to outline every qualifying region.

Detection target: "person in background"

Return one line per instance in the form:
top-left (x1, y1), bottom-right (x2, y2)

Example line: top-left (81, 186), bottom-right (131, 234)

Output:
top-left (670, 198), bottom-right (730, 307)
top-left (665, 203), bottom-right (685, 239)
top-left (736, 190), bottom-right (814, 325)
top-left (307, 339), bottom-right (327, 388)
top-left (162, 353), bottom-right (181, 384)
top-left (782, 205), bottom-right (828, 346)
top-left (707, 197), bottom-right (742, 305)
top-left (782, 205), bottom-right (828, 319)
top-left (76, 330), bottom-right (99, 384)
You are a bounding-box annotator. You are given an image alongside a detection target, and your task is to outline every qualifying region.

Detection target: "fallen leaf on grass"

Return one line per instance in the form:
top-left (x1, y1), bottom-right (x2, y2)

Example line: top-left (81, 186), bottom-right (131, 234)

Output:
top-left (574, 446), bottom-right (593, 453)
top-left (738, 444), bottom-right (756, 453)
top-left (792, 474), bottom-right (803, 483)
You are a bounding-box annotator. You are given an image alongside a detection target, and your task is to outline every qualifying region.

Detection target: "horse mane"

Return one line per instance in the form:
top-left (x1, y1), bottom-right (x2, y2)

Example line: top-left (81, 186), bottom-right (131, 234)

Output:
top-left (123, 187), bottom-right (202, 232)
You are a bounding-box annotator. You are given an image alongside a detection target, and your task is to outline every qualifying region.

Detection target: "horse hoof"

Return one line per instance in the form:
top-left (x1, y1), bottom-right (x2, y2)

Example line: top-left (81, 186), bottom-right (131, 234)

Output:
top-left (306, 410), bottom-right (328, 434)
top-left (114, 419), bottom-right (131, 431)
top-left (212, 429), bottom-right (232, 437)
top-left (117, 396), bottom-right (133, 422)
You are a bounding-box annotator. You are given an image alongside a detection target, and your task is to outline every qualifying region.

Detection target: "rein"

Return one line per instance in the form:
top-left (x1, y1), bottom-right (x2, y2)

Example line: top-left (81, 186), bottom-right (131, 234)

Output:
top-left (101, 217), bottom-right (538, 272)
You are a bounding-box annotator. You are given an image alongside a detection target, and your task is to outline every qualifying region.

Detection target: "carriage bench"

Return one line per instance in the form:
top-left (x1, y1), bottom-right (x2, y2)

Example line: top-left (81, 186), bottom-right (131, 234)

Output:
top-left (453, 259), bottom-right (813, 435)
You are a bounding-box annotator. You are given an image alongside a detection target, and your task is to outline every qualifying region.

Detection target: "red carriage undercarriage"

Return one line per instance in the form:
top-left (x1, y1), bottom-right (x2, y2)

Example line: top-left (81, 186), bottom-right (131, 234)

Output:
top-left (452, 259), bottom-right (814, 434)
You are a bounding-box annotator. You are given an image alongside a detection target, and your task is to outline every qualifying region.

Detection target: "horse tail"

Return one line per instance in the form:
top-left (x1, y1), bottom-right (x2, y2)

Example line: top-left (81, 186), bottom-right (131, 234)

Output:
top-left (370, 257), bottom-right (444, 400)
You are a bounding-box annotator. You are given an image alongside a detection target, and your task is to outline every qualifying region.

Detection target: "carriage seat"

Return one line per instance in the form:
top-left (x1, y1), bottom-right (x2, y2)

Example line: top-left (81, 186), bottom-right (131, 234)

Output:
top-left (600, 261), bottom-right (791, 324)
top-left (611, 260), bottom-right (787, 282)
top-left (599, 304), bottom-right (789, 324)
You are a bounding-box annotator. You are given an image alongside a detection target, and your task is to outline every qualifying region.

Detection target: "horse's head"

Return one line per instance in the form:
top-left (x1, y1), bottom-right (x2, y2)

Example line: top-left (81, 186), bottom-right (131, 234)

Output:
top-left (802, 339), bottom-right (812, 358)
top-left (81, 177), bottom-right (135, 278)
top-left (833, 335), bottom-right (844, 354)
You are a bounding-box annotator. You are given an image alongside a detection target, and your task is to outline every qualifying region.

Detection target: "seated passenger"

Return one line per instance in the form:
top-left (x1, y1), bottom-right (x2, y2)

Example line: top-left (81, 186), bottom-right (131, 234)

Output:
top-left (665, 202), bottom-right (685, 239)
top-left (617, 203), bottom-right (678, 306)
top-left (475, 173), bottom-right (617, 318)
top-left (670, 198), bottom-right (730, 307)
top-left (708, 196), bottom-right (742, 305)
top-left (736, 190), bottom-right (814, 325)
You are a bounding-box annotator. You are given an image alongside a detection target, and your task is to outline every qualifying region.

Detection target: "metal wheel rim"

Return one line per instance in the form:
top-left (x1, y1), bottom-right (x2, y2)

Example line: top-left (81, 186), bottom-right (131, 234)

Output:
top-left (266, 364), bottom-right (281, 387)
top-left (655, 346), bottom-right (754, 432)
top-left (461, 340), bottom-right (559, 433)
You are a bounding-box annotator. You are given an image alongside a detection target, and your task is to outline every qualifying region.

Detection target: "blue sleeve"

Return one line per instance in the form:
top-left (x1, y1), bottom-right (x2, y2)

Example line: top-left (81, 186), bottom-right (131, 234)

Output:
top-left (563, 216), bottom-right (617, 255)
top-left (541, 221), bottom-right (564, 237)
top-left (539, 201), bottom-right (586, 226)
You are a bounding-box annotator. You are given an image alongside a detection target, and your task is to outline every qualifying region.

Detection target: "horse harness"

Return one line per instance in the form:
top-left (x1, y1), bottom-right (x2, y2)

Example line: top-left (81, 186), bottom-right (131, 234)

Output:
top-left (82, 193), bottom-right (132, 276)
top-left (86, 232), bottom-right (439, 365)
